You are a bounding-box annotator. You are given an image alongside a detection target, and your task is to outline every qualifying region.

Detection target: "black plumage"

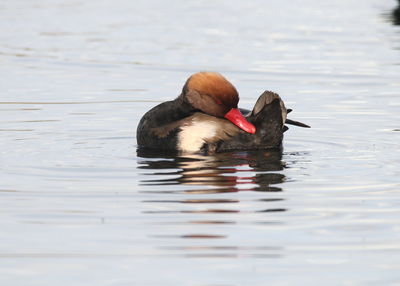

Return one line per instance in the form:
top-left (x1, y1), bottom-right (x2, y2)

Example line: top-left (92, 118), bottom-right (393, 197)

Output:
top-left (136, 72), bottom-right (309, 153)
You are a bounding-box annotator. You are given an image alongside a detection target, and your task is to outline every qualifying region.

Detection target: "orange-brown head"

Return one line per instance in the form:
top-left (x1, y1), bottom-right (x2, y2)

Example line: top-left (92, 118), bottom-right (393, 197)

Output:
top-left (181, 72), bottom-right (256, 134)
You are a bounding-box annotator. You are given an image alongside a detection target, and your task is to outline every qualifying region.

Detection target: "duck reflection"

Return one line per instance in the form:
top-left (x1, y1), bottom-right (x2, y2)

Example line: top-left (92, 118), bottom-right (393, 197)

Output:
top-left (137, 148), bottom-right (286, 193)
top-left (138, 149), bottom-right (287, 258)
top-left (393, 0), bottom-right (400, 25)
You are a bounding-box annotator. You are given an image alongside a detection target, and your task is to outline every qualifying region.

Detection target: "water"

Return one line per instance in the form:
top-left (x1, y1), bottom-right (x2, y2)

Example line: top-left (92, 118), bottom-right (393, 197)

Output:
top-left (1, 0), bottom-right (400, 285)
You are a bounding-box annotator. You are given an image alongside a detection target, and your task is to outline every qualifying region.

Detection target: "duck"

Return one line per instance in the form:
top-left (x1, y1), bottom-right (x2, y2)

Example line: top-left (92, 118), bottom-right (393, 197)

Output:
top-left (136, 72), bottom-right (309, 153)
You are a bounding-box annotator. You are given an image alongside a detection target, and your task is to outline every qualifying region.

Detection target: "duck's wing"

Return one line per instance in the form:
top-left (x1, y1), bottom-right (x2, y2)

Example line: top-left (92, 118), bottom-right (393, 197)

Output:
top-left (214, 91), bottom-right (310, 152)
top-left (137, 98), bottom-right (196, 150)
top-left (215, 92), bottom-right (285, 152)
top-left (252, 91), bottom-right (310, 129)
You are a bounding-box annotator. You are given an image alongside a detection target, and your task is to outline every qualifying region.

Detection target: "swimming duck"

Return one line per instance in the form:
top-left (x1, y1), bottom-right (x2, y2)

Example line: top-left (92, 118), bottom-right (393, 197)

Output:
top-left (136, 72), bottom-right (309, 153)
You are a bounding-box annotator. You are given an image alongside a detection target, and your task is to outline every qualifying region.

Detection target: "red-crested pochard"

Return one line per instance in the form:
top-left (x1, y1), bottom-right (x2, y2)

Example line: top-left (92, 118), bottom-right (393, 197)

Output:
top-left (136, 72), bottom-right (309, 153)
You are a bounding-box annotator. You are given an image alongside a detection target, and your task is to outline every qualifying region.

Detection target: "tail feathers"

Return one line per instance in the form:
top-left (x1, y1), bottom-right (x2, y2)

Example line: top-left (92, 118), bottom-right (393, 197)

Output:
top-left (285, 118), bottom-right (310, 128)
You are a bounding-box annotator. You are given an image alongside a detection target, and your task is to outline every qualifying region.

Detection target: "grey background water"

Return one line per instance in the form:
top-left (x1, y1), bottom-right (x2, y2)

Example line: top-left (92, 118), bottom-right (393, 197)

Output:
top-left (1, 0), bottom-right (400, 285)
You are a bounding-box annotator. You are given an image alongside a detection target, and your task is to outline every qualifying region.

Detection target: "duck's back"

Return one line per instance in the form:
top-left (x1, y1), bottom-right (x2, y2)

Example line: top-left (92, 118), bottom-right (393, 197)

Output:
top-left (136, 98), bottom-right (194, 151)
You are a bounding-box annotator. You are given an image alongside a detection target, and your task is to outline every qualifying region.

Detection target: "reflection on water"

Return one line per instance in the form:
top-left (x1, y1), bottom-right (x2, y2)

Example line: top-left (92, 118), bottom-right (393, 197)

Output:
top-left (137, 149), bottom-right (285, 192)
top-left (159, 245), bottom-right (283, 259)
top-left (137, 150), bottom-right (288, 259)
top-left (392, 0), bottom-right (400, 25)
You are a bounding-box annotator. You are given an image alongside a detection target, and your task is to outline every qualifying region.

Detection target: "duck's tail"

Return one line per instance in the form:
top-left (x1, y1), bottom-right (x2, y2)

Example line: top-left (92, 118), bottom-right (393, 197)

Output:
top-left (285, 118), bottom-right (310, 128)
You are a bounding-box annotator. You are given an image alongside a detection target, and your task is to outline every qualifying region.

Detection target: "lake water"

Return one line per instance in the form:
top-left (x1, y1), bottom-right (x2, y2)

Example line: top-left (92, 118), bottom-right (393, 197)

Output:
top-left (1, 0), bottom-right (400, 285)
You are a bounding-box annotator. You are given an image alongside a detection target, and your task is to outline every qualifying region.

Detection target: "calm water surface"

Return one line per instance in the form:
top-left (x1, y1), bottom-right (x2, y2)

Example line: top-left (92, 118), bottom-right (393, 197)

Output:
top-left (1, 0), bottom-right (400, 285)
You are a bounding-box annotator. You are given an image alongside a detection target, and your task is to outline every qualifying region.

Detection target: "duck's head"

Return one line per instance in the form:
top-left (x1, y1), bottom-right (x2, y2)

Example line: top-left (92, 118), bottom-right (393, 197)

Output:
top-left (181, 72), bottom-right (256, 134)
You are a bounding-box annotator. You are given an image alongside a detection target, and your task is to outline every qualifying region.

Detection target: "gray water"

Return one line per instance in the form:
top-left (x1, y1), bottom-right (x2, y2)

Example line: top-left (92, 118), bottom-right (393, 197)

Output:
top-left (1, 0), bottom-right (400, 285)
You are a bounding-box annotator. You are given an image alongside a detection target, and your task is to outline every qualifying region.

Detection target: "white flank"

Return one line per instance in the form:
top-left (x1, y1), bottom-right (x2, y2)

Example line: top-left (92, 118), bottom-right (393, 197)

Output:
top-left (178, 119), bottom-right (217, 152)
